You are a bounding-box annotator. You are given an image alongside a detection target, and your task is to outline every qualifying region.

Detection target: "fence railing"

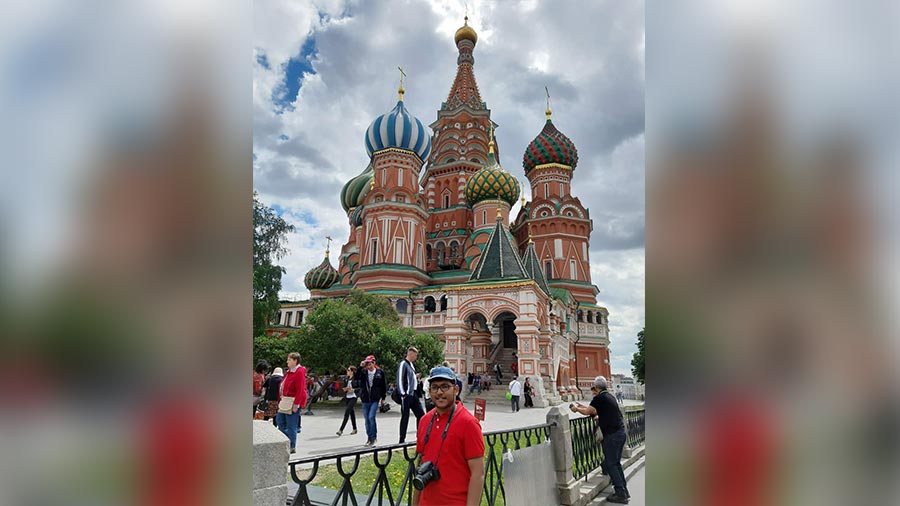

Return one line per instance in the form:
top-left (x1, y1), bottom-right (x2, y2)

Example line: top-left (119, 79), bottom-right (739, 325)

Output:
top-left (287, 422), bottom-right (554, 506)
top-left (569, 415), bottom-right (603, 480)
top-left (624, 406), bottom-right (645, 448)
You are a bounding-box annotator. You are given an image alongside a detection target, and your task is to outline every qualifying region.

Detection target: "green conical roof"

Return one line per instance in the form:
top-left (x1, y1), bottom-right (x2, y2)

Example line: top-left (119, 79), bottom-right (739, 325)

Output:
top-left (469, 219), bottom-right (528, 282)
top-left (521, 239), bottom-right (551, 295)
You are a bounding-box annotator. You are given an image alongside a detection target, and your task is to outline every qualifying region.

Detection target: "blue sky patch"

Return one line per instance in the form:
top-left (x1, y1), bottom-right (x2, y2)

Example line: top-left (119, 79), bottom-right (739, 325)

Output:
top-left (273, 37), bottom-right (318, 113)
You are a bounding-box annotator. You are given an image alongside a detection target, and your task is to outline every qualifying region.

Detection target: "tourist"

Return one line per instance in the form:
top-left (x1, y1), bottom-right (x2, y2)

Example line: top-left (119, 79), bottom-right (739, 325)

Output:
top-left (354, 354), bottom-right (387, 446)
top-left (570, 376), bottom-right (630, 503)
top-left (494, 363), bottom-right (503, 383)
top-left (616, 388), bottom-right (625, 404)
top-left (253, 360), bottom-right (269, 416)
top-left (468, 374), bottom-right (481, 395)
top-left (508, 377), bottom-right (522, 412)
top-left (398, 346), bottom-right (425, 444)
top-left (523, 377), bottom-right (534, 408)
top-left (336, 366), bottom-right (358, 436)
top-left (481, 374), bottom-right (491, 391)
top-left (510, 361), bottom-right (518, 377)
top-left (263, 367), bottom-right (284, 426)
top-left (276, 352), bottom-right (308, 454)
top-left (411, 366), bottom-right (484, 506)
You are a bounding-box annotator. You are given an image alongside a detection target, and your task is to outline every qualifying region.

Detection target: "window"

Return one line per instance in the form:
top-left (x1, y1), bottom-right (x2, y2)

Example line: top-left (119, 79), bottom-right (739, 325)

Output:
top-left (370, 238), bottom-right (378, 264)
top-left (297, 311), bottom-right (304, 324)
top-left (544, 183), bottom-right (549, 198)
top-left (587, 311), bottom-right (593, 323)
top-left (424, 296), bottom-right (436, 313)
top-left (570, 259), bottom-right (577, 279)
top-left (545, 261), bottom-right (552, 280)
top-left (577, 310), bottom-right (583, 322)
top-left (585, 357), bottom-right (589, 369)
top-left (396, 299), bottom-right (408, 313)
top-left (275, 311), bottom-right (282, 324)
top-left (482, 210), bottom-right (486, 225)
top-left (560, 183), bottom-right (565, 195)
top-left (555, 239), bottom-right (563, 258)
top-left (436, 242), bottom-right (446, 264)
top-left (394, 238), bottom-right (404, 263)
top-left (449, 241), bottom-right (459, 259)
top-left (395, 195), bottom-right (406, 203)
top-left (398, 169), bottom-right (403, 186)
top-left (443, 194), bottom-right (451, 208)
top-left (582, 243), bottom-right (587, 259)
top-left (381, 169), bottom-right (386, 186)
top-left (439, 295), bottom-right (447, 311)
top-left (426, 244), bottom-right (432, 260)
top-left (417, 244), bottom-right (423, 268)
top-left (285, 312), bottom-right (293, 326)
top-left (375, 195), bottom-right (383, 203)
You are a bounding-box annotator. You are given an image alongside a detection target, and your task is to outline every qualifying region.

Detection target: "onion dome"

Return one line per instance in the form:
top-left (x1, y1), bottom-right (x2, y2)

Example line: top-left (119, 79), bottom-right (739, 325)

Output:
top-left (454, 16), bottom-right (477, 45)
top-left (304, 248), bottom-right (339, 290)
top-left (465, 134), bottom-right (521, 207)
top-left (349, 205), bottom-right (365, 227)
top-left (364, 90), bottom-right (432, 162)
top-left (522, 109), bottom-right (579, 173)
top-left (340, 163), bottom-right (373, 213)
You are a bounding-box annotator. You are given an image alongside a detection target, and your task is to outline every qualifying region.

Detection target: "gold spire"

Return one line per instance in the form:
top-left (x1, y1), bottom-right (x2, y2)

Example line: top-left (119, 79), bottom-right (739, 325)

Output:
top-left (496, 204), bottom-right (502, 221)
top-left (528, 224), bottom-right (533, 243)
top-left (488, 124), bottom-right (495, 154)
top-left (545, 86), bottom-right (552, 120)
top-left (397, 66), bottom-right (406, 101)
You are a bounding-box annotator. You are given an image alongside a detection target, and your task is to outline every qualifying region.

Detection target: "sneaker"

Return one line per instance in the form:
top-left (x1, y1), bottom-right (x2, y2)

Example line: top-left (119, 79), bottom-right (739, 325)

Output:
top-left (371, 439), bottom-right (377, 446)
top-left (606, 493), bottom-right (629, 504)
top-left (290, 448), bottom-right (296, 454)
top-left (364, 439), bottom-right (373, 447)
top-left (336, 430), bottom-right (342, 436)
top-left (351, 429), bottom-right (357, 435)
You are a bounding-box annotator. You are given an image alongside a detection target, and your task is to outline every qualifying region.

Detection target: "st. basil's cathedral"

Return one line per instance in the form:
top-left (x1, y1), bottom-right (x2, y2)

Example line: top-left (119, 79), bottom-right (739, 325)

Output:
top-left (274, 18), bottom-right (611, 405)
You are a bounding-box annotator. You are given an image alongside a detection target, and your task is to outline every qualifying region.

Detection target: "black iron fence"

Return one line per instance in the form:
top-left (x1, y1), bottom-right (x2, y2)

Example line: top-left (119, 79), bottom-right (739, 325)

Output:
top-left (624, 407), bottom-right (645, 448)
top-left (287, 422), bottom-right (553, 506)
top-left (569, 415), bottom-right (603, 480)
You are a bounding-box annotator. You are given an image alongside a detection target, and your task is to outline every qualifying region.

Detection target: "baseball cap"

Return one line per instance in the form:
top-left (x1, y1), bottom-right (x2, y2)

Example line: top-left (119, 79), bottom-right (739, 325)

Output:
top-left (429, 366), bottom-right (456, 382)
top-left (364, 355), bottom-right (376, 363)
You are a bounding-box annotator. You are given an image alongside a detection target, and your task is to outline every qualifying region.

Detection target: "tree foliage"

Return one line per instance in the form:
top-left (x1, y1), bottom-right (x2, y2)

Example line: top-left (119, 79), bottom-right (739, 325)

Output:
top-left (253, 192), bottom-right (294, 336)
top-left (295, 290), bottom-right (444, 388)
top-left (631, 327), bottom-right (645, 384)
top-left (253, 333), bottom-right (301, 371)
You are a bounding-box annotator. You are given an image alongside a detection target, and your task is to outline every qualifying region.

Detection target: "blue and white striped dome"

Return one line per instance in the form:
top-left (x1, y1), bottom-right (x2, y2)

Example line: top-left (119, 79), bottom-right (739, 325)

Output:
top-left (364, 100), bottom-right (432, 161)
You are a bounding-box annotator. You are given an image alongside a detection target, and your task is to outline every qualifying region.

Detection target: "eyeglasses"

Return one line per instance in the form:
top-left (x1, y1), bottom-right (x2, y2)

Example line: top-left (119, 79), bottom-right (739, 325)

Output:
top-left (429, 383), bottom-right (454, 393)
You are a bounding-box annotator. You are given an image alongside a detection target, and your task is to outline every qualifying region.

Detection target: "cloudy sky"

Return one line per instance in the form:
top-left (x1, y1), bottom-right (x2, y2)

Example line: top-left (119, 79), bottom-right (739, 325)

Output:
top-left (253, 0), bottom-right (644, 376)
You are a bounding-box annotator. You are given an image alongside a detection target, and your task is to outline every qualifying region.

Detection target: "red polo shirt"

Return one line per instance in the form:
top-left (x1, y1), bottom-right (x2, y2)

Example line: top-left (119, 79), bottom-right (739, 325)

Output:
top-left (415, 402), bottom-right (484, 506)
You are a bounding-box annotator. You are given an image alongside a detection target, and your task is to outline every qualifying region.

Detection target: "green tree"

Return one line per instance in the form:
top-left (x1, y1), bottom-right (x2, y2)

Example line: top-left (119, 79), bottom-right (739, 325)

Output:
top-left (371, 326), bottom-right (444, 386)
top-left (631, 327), bottom-right (645, 384)
top-left (253, 192), bottom-right (294, 336)
top-left (253, 332), bottom-right (301, 370)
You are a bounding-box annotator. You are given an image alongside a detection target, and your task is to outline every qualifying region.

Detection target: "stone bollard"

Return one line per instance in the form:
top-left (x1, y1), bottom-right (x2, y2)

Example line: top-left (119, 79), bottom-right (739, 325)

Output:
top-left (546, 406), bottom-right (580, 505)
top-left (253, 420), bottom-right (289, 506)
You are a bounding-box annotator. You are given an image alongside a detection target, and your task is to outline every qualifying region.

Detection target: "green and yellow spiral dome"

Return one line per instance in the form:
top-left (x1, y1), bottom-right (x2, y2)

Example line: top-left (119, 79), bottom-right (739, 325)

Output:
top-left (465, 151), bottom-right (521, 207)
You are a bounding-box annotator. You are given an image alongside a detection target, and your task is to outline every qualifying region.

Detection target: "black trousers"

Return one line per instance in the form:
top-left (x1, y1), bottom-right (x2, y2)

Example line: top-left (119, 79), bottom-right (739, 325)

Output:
top-left (339, 396), bottom-right (357, 431)
top-left (398, 395), bottom-right (425, 443)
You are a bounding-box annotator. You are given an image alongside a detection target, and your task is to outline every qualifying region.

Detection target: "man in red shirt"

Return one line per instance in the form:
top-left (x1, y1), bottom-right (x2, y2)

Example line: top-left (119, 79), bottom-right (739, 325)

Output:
top-left (412, 366), bottom-right (484, 506)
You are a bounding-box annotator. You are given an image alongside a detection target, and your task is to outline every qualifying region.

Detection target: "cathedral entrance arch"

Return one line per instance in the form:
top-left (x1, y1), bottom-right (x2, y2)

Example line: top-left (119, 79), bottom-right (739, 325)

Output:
top-left (493, 311), bottom-right (518, 349)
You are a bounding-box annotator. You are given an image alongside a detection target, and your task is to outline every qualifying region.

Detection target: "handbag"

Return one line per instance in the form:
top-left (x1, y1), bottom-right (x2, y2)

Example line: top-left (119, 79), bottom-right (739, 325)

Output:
top-left (278, 396), bottom-right (295, 414)
top-left (594, 425), bottom-right (604, 444)
top-left (505, 391), bottom-right (512, 400)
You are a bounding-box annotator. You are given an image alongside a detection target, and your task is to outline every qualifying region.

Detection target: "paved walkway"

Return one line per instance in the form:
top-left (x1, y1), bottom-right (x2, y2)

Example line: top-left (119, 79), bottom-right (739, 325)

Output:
top-left (286, 398), bottom-right (643, 460)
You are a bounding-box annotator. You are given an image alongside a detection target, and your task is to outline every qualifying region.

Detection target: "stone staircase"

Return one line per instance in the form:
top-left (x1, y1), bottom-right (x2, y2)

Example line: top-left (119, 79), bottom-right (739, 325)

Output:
top-left (458, 346), bottom-right (563, 407)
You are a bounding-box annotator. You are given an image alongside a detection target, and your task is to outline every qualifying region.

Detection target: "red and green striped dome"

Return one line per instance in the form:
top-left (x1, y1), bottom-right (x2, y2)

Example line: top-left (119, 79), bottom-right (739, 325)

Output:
top-left (304, 255), bottom-right (339, 290)
top-left (522, 119), bottom-right (578, 173)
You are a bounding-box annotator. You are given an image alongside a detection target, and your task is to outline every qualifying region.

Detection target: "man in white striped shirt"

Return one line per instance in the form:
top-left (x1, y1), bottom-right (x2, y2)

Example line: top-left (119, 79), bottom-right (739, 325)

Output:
top-left (397, 346), bottom-right (425, 443)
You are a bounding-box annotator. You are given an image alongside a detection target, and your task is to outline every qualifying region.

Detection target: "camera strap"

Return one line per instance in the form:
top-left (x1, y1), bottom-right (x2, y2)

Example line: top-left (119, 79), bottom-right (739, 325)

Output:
top-left (423, 403), bottom-right (456, 466)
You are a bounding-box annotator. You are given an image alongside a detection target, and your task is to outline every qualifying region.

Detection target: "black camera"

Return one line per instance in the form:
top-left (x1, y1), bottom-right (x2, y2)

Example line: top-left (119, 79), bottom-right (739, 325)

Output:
top-left (412, 461), bottom-right (440, 490)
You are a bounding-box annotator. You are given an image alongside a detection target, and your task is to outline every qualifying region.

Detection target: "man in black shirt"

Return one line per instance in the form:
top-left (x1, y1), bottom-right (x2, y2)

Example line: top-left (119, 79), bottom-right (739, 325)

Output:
top-left (570, 376), bottom-right (630, 503)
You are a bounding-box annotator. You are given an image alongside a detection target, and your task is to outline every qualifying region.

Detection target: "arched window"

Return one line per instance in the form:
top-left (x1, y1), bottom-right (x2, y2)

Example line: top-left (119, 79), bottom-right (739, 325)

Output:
top-left (426, 244), bottom-right (432, 260)
top-left (396, 299), bottom-right (408, 314)
top-left (435, 242), bottom-right (446, 264)
top-left (443, 194), bottom-right (451, 208)
top-left (449, 241), bottom-right (459, 260)
top-left (424, 296), bottom-right (436, 313)
top-left (577, 310), bottom-right (583, 322)
top-left (439, 295), bottom-right (447, 311)
top-left (587, 311), bottom-right (593, 323)
top-left (544, 261), bottom-right (552, 280)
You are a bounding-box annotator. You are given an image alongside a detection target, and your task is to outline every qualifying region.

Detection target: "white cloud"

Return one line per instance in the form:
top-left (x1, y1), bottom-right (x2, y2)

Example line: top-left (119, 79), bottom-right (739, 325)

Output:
top-left (254, 0), bottom-right (645, 366)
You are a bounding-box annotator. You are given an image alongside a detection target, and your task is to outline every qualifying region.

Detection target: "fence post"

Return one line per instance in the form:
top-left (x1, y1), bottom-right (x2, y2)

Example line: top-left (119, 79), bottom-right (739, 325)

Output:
top-left (253, 420), bottom-right (289, 506)
top-left (546, 406), bottom-right (580, 505)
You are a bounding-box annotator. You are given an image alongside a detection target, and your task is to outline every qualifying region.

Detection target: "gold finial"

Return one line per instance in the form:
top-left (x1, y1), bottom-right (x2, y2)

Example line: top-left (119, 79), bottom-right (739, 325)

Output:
top-left (496, 204), bottom-right (502, 221)
top-left (488, 123), bottom-right (495, 154)
top-left (325, 236), bottom-right (333, 258)
top-left (521, 196), bottom-right (525, 207)
top-left (464, 3), bottom-right (469, 24)
top-left (545, 86), bottom-right (552, 119)
top-left (370, 178), bottom-right (375, 190)
top-left (397, 66), bottom-right (406, 101)
top-left (528, 224), bottom-right (534, 243)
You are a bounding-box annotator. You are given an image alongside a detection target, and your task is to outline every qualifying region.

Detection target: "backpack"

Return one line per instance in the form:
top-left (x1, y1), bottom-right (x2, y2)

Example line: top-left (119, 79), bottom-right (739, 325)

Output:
top-left (253, 372), bottom-right (264, 397)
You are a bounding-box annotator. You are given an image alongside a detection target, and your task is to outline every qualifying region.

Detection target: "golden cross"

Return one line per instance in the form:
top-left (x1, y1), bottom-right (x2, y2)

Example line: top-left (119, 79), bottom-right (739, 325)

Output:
top-left (488, 123), bottom-right (495, 154)
top-left (397, 66), bottom-right (406, 100)
top-left (325, 236), bottom-right (333, 257)
top-left (545, 86), bottom-right (552, 119)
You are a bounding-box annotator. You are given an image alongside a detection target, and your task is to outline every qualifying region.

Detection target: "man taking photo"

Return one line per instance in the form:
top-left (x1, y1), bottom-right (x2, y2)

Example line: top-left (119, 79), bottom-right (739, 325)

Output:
top-left (412, 366), bottom-right (484, 506)
top-left (397, 346), bottom-right (425, 443)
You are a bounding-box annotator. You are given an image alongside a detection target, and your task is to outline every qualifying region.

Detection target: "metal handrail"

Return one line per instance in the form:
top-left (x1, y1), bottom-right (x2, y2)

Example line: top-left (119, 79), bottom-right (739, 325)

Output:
top-left (287, 422), bottom-right (557, 506)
